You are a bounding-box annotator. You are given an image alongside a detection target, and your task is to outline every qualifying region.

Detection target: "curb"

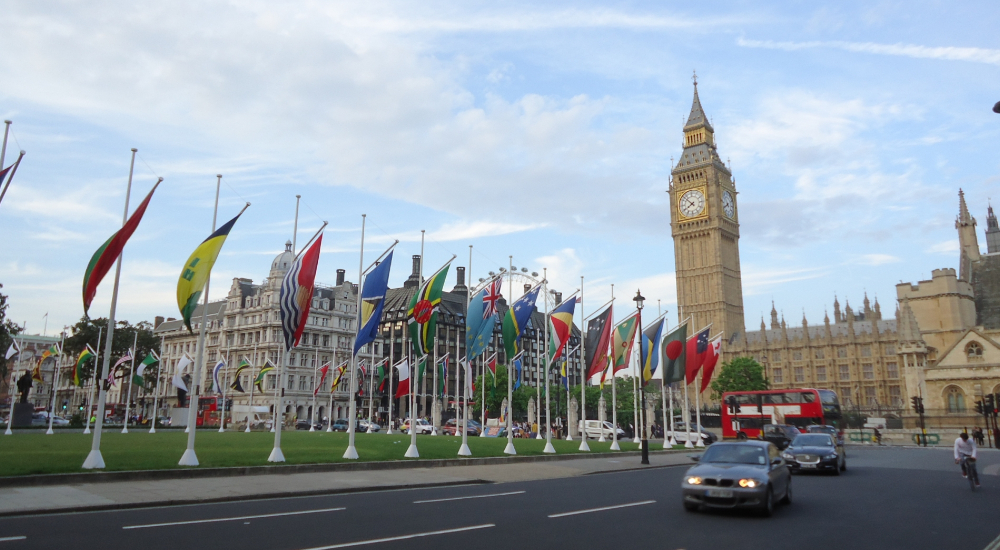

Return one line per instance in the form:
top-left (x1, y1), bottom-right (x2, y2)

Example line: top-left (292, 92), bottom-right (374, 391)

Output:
top-left (0, 479), bottom-right (492, 518)
top-left (0, 449), bottom-right (686, 488)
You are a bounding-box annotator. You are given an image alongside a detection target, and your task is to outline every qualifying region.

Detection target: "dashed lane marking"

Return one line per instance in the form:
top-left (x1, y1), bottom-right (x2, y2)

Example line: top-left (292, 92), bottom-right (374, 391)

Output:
top-left (414, 491), bottom-right (525, 504)
top-left (295, 524), bottom-right (495, 549)
top-left (548, 500), bottom-right (656, 518)
top-left (122, 507), bottom-right (346, 529)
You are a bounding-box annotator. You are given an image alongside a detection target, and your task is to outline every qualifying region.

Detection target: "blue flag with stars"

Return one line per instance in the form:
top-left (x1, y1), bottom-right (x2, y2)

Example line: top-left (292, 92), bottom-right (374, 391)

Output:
top-left (502, 284), bottom-right (541, 359)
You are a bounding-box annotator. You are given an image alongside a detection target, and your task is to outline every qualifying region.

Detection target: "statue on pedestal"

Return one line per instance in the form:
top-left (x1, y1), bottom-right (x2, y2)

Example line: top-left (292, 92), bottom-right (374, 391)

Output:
top-left (16, 371), bottom-right (32, 404)
top-left (569, 397), bottom-right (579, 437)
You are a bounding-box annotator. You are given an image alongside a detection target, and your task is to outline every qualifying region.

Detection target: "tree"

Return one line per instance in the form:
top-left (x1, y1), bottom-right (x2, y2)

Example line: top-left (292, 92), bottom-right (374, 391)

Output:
top-left (63, 317), bottom-right (160, 387)
top-left (0, 284), bottom-right (24, 381)
top-left (709, 356), bottom-right (769, 400)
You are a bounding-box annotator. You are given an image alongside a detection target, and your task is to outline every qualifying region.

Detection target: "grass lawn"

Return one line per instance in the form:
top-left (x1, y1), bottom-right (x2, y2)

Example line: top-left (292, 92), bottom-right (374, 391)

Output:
top-left (0, 430), bottom-right (653, 476)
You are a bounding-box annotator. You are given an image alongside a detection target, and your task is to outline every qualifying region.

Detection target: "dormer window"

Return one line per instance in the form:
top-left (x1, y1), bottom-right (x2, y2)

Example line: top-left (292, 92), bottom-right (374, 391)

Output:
top-left (966, 341), bottom-right (983, 359)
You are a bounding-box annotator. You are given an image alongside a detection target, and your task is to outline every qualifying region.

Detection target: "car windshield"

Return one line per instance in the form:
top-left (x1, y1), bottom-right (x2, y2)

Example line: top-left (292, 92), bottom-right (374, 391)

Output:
top-left (809, 426), bottom-right (836, 435)
top-left (700, 445), bottom-right (767, 465)
top-left (793, 434), bottom-right (833, 446)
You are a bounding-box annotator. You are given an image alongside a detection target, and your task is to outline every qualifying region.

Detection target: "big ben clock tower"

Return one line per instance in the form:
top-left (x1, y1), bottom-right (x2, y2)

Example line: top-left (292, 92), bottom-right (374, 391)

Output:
top-left (669, 76), bottom-right (745, 343)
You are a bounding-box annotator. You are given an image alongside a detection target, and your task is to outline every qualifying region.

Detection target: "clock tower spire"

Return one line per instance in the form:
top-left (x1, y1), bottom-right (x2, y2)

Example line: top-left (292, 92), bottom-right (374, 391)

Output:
top-left (669, 76), bottom-right (745, 346)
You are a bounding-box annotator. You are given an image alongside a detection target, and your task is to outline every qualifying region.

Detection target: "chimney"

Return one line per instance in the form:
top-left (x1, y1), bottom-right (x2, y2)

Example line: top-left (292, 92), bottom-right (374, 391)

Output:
top-left (524, 284), bottom-right (531, 294)
top-left (154, 316), bottom-right (164, 329)
top-left (336, 269), bottom-right (346, 286)
top-left (452, 266), bottom-right (468, 295)
top-left (405, 255), bottom-right (422, 288)
top-left (555, 292), bottom-right (563, 305)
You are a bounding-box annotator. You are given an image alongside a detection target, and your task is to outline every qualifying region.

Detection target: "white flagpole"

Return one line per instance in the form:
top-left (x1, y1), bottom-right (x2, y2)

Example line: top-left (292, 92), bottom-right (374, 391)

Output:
top-left (344, 214), bottom-right (365, 460)
top-left (683, 382), bottom-right (693, 449)
top-left (610, 284), bottom-right (620, 451)
top-left (695, 372), bottom-right (704, 448)
top-left (46, 335), bottom-right (65, 435)
top-left (6, 335), bottom-right (25, 435)
top-left (632, 362), bottom-right (640, 444)
top-left (386, 355), bottom-right (394, 435)
top-left (503, 256), bottom-right (516, 456)
top-left (404, 230), bottom-right (423, 459)
top-left (121, 332), bottom-right (138, 433)
top-left (0, 120), bottom-right (10, 169)
top-left (310, 347), bottom-right (318, 432)
top-left (543, 268), bottom-right (555, 454)
top-left (247, 343), bottom-right (257, 432)
top-left (178, 174), bottom-right (222, 467)
top-left (579, 276), bottom-right (590, 451)
top-left (458, 244), bottom-right (472, 456)
top-left (479, 354), bottom-right (486, 437)
top-left (84, 327), bottom-right (102, 435)
top-left (83, 149), bottom-right (148, 470)
top-left (326, 358), bottom-right (334, 433)
top-left (366, 348), bottom-right (375, 433)
top-left (219, 342), bottom-right (230, 433)
top-left (150, 334), bottom-right (163, 434)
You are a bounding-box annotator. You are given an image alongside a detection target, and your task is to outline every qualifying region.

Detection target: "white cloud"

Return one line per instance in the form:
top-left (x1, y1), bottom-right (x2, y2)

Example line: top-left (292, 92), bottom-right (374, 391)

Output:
top-left (926, 239), bottom-right (959, 254)
top-left (741, 265), bottom-right (828, 296)
top-left (856, 253), bottom-right (902, 266)
top-left (737, 38), bottom-right (1000, 66)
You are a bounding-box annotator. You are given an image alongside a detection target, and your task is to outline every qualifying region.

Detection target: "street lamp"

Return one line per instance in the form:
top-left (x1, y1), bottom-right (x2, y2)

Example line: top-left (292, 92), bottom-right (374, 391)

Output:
top-left (633, 289), bottom-right (648, 465)
top-left (993, 101), bottom-right (1000, 114)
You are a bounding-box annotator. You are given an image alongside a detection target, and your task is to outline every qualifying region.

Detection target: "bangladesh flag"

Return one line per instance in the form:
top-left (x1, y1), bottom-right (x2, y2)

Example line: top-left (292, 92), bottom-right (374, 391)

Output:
top-left (611, 313), bottom-right (639, 374)
top-left (660, 321), bottom-right (688, 384)
top-left (407, 260), bottom-right (452, 357)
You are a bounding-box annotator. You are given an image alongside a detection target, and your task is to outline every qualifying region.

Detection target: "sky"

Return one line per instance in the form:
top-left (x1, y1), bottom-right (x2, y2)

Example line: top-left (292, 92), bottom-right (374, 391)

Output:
top-left (1, 1), bottom-right (998, 335)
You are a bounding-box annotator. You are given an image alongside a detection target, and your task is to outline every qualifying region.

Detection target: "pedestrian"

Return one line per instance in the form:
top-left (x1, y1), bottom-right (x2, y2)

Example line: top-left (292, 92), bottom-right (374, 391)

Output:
top-left (973, 426), bottom-right (984, 446)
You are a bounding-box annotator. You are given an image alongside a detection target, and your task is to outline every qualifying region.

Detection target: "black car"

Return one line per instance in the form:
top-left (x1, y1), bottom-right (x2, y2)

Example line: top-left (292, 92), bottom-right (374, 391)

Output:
top-left (760, 424), bottom-right (801, 450)
top-left (295, 420), bottom-right (323, 431)
top-left (681, 441), bottom-right (792, 517)
top-left (782, 433), bottom-right (846, 474)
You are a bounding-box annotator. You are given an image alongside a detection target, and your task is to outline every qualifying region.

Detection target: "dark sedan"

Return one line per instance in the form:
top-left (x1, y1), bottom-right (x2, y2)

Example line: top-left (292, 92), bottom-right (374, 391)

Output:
top-left (782, 433), bottom-right (846, 474)
top-left (681, 441), bottom-right (792, 517)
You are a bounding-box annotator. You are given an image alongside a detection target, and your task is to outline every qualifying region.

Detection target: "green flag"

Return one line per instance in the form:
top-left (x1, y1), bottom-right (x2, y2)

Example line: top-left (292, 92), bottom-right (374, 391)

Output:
top-left (133, 352), bottom-right (158, 386)
top-left (407, 261), bottom-right (452, 357)
top-left (660, 321), bottom-right (688, 384)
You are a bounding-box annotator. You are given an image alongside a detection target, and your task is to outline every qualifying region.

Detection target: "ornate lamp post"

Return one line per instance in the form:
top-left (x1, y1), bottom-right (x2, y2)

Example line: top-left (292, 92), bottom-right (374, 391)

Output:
top-left (633, 289), bottom-right (648, 465)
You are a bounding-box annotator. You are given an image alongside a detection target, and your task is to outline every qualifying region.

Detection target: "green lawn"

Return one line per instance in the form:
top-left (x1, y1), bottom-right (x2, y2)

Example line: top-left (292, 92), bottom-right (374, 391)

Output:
top-left (0, 430), bottom-right (649, 476)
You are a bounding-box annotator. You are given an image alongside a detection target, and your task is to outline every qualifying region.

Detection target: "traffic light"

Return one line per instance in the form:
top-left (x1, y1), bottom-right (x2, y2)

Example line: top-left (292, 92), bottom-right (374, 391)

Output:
top-left (911, 396), bottom-right (924, 414)
top-left (974, 401), bottom-right (984, 415)
top-left (62, 400), bottom-right (68, 410)
top-left (994, 393), bottom-right (1000, 416)
top-left (986, 394), bottom-right (995, 414)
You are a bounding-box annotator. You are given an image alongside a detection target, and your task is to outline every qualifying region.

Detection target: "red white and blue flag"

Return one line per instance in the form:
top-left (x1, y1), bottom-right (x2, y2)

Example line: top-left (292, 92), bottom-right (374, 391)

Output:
top-left (483, 277), bottom-right (502, 319)
top-left (685, 325), bottom-right (712, 385)
top-left (279, 234), bottom-right (323, 351)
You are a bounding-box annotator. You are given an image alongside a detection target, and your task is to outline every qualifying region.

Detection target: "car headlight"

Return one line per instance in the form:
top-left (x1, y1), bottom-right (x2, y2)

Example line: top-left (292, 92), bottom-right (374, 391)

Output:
top-left (738, 478), bottom-right (762, 488)
top-left (782, 451), bottom-right (794, 459)
top-left (824, 453), bottom-right (838, 459)
top-left (686, 476), bottom-right (703, 485)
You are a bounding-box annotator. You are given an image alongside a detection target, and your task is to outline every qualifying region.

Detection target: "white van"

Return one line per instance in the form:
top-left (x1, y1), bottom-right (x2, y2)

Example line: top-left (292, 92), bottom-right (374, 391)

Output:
top-left (579, 420), bottom-right (625, 440)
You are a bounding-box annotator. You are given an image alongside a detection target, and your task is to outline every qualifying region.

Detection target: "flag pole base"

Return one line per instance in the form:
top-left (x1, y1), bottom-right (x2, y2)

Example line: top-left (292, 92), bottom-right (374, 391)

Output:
top-left (82, 450), bottom-right (105, 469)
top-left (579, 440), bottom-right (591, 452)
top-left (5, 426), bottom-right (12, 435)
top-left (458, 443), bottom-right (472, 456)
top-left (610, 439), bottom-right (621, 451)
top-left (148, 427), bottom-right (156, 434)
top-left (218, 425), bottom-right (226, 433)
top-left (430, 428), bottom-right (437, 436)
top-left (178, 449), bottom-right (199, 466)
top-left (543, 441), bottom-right (556, 454)
top-left (121, 427), bottom-right (129, 434)
top-left (309, 426), bottom-right (315, 432)
top-left (598, 435), bottom-right (606, 442)
top-left (404, 444), bottom-right (420, 458)
top-left (267, 447), bottom-right (285, 462)
top-left (386, 428), bottom-right (393, 435)
top-left (566, 434), bottom-right (573, 441)
top-left (184, 426), bottom-right (190, 433)
top-left (270, 427), bottom-right (275, 433)
top-left (663, 439), bottom-right (673, 449)
top-left (535, 433), bottom-right (542, 440)
top-left (479, 431), bottom-right (486, 437)
top-left (326, 426), bottom-right (332, 433)
top-left (245, 425), bottom-right (251, 433)
top-left (684, 440), bottom-right (694, 448)
top-left (45, 427), bottom-right (54, 435)
top-left (695, 439), bottom-right (705, 448)
top-left (503, 441), bottom-right (516, 455)
top-left (82, 427), bottom-right (90, 435)
top-left (632, 436), bottom-right (640, 444)
top-left (366, 428), bottom-right (373, 434)
top-left (343, 445), bottom-right (359, 460)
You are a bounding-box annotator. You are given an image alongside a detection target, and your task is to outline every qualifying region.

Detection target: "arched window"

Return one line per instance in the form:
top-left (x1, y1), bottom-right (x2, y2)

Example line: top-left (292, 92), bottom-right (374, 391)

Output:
top-left (966, 341), bottom-right (983, 359)
top-left (945, 386), bottom-right (966, 413)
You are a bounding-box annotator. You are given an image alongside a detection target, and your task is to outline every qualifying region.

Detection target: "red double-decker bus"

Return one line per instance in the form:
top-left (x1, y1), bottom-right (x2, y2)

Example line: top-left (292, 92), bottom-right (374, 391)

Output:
top-left (721, 388), bottom-right (842, 440)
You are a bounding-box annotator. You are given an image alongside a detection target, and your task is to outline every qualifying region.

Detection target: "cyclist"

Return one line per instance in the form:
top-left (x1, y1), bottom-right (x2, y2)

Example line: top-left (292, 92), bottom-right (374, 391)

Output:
top-left (954, 432), bottom-right (980, 487)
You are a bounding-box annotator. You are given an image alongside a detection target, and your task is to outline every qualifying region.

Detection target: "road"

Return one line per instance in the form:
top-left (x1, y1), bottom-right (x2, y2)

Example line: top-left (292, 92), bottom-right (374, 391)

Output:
top-left (1, 446), bottom-right (998, 550)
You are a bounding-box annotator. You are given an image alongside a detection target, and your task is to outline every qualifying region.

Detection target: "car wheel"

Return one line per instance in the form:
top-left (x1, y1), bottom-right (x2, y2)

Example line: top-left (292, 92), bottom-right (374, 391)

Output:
top-left (760, 488), bottom-right (774, 517)
top-left (737, 432), bottom-right (747, 441)
top-left (780, 482), bottom-right (792, 504)
top-left (683, 502), bottom-right (699, 512)
top-left (840, 459), bottom-right (847, 472)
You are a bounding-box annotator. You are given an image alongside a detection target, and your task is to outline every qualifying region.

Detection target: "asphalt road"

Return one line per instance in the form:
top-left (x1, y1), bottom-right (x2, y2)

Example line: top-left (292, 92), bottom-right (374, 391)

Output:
top-left (1, 446), bottom-right (998, 550)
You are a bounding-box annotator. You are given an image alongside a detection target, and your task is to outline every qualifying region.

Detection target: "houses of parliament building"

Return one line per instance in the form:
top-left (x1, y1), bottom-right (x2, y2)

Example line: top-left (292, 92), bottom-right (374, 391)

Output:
top-left (670, 80), bottom-right (1000, 424)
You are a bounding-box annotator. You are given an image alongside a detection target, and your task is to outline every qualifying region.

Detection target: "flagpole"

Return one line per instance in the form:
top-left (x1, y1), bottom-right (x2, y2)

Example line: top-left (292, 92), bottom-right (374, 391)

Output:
top-left (365, 349), bottom-right (374, 433)
top-left (458, 244), bottom-right (472, 456)
top-left (386, 354), bottom-right (394, 435)
top-left (577, 276), bottom-right (590, 451)
top-left (609, 284), bottom-right (621, 451)
top-left (344, 214), bottom-right (366, 460)
top-left (326, 359), bottom-right (334, 432)
top-left (0, 120), bottom-right (10, 169)
top-left (83, 149), bottom-right (144, 470)
top-left (45, 335), bottom-right (65, 435)
top-left (247, 342), bottom-right (257, 432)
top-left (310, 347), bottom-right (318, 432)
top-left (121, 332), bottom-right (138, 433)
top-left (219, 339), bottom-right (230, 432)
top-left (503, 256), bottom-right (516, 456)
top-left (695, 371), bottom-right (705, 448)
top-left (404, 230), bottom-right (423, 459)
top-left (632, 359), bottom-right (640, 444)
top-left (541, 268), bottom-right (555, 454)
top-left (83, 327), bottom-right (102, 435)
top-left (150, 334), bottom-right (163, 434)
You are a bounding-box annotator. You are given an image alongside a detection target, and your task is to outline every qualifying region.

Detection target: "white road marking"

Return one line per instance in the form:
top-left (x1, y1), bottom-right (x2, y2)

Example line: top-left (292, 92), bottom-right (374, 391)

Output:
top-left (984, 530), bottom-right (1000, 550)
top-left (296, 524), bottom-right (495, 549)
top-left (0, 537), bottom-right (26, 543)
top-left (414, 491), bottom-right (525, 504)
top-left (122, 507), bottom-right (346, 529)
top-left (548, 500), bottom-right (656, 518)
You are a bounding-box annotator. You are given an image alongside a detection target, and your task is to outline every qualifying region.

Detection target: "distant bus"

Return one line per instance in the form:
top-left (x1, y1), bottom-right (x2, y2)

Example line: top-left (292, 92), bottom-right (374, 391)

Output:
top-left (721, 388), bottom-right (842, 440)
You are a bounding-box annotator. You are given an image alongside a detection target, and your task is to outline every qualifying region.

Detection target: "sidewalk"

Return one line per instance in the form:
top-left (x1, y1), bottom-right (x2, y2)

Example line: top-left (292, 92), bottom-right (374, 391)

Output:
top-left (0, 450), bottom-right (694, 517)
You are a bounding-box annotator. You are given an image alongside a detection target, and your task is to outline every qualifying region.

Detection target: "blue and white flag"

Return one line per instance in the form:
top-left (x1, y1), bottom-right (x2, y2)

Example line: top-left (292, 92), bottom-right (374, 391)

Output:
top-left (212, 359), bottom-right (226, 394)
top-left (354, 251), bottom-right (393, 356)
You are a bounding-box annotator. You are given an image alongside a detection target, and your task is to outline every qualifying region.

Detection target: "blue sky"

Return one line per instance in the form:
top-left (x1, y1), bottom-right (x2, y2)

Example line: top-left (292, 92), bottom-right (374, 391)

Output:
top-left (1, 1), bottom-right (998, 334)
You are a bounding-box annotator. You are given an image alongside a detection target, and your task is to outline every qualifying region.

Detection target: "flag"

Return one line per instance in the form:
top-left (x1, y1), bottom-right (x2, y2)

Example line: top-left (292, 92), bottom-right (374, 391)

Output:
top-left (547, 294), bottom-right (577, 361)
top-left (585, 305), bottom-right (613, 380)
top-left (700, 335), bottom-right (723, 393)
top-left (464, 359), bottom-right (474, 396)
top-left (501, 284), bottom-right (541, 358)
top-left (407, 260), bottom-right (452, 357)
top-left (483, 277), bottom-right (502, 318)
top-left (108, 352), bottom-right (132, 387)
top-left (82, 180), bottom-right (161, 315)
top-left (31, 343), bottom-right (60, 382)
top-left (72, 347), bottom-right (95, 387)
top-left (231, 358), bottom-right (252, 393)
top-left (354, 251), bottom-right (393, 356)
top-left (177, 211), bottom-right (245, 332)
top-left (211, 359), bottom-right (226, 394)
top-left (685, 326), bottom-right (711, 385)
top-left (394, 359), bottom-right (410, 399)
top-left (611, 313), bottom-right (639, 374)
top-left (357, 362), bottom-right (366, 397)
top-left (134, 352), bottom-right (158, 387)
top-left (314, 362), bottom-right (331, 395)
top-left (512, 351), bottom-right (523, 390)
top-left (329, 361), bottom-right (348, 391)
top-left (640, 318), bottom-right (665, 387)
top-left (172, 355), bottom-right (192, 392)
top-left (255, 362), bottom-right (276, 393)
top-left (486, 353), bottom-right (498, 378)
top-left (280, 234), bottom-right (323, 351)
top-left (4, 340), bottom-right (19, 360)
top-left (375, 360), bottom-right (388, 392)
top-left (437, 355), bottom-right (449, 395)
top-left (660, 322), bottom-right (688, 384)
top-left (466, 280), bottom-right (501, 360)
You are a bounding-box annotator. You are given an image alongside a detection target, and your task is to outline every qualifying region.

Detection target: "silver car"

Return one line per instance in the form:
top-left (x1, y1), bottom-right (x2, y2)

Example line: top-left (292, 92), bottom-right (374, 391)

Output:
top-left (681, 441), bottom-right (792, 516)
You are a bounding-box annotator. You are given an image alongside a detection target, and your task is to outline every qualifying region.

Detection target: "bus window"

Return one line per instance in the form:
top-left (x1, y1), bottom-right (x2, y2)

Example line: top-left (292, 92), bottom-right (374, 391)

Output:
top-left (801, 392), bottom-right (816, 403)
top-left (818, 390), bottom-right (839, 405)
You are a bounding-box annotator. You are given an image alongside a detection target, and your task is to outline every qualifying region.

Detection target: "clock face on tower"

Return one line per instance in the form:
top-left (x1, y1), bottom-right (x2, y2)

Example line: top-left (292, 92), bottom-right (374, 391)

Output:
top-left (679, 188), bottom-right (706, 218)
top-left (722, 190), bottom-right (735, 219)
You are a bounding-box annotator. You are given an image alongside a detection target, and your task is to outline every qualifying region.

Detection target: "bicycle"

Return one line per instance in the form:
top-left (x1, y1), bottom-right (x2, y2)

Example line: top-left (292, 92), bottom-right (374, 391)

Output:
top-left (960, 455), bottom-right (979, 491)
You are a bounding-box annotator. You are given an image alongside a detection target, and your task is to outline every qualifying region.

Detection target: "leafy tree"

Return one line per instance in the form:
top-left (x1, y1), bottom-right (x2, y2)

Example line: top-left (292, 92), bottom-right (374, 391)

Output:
top-left (0, 284), bottom-right (24, 381)
top-left (63, 317), bottom-right (160, 387)
top-left (709, 356), bottom-right (769, 400)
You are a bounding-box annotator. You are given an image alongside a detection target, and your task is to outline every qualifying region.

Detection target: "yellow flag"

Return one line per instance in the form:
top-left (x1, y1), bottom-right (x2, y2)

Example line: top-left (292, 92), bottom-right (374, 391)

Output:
top-left (177, 211), bottom-right (244, 331)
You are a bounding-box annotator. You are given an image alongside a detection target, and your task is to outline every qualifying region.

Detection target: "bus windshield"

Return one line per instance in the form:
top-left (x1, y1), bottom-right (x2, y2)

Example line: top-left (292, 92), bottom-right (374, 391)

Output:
top-left (818, 390), bottom-right (839, 405)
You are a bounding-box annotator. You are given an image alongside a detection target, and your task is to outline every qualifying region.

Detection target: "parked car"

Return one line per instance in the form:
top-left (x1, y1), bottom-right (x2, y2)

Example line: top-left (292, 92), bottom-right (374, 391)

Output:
top-left (358, 420), bottom-right (381, 432)
top-left (760, 424), bottom-right (801, 450)
top-left (295, 420), bottom-right (324, 431)
top-left (31, 412), bottom-right (69, 426)
top-left (782, 433), bottom-right (846, 474)
top-left (443, 418), bottom-right (479, 436)
top-left (579, 420), bottom-right (626, 440)
top-left (807, 424), bottom-right (845, 447)
top-left (331, 419), bottom-right (351, 432)
top-left (399, 418), bottom-right (434, 434)
top-left (666, 422), bottom-right (718, 445)
top-left (681, 441), bottom-right (792, 516)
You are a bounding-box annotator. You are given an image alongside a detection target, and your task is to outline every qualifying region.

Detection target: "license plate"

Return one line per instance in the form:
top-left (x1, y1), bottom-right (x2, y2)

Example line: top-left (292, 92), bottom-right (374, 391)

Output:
top-left (801, 463), bottom-right (817, 468)
top-left (707, 489), bottom-right (733, 498)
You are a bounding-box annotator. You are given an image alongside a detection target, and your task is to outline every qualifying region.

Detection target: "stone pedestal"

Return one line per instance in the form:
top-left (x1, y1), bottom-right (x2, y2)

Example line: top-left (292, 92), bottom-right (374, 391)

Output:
top-left (431, 399), bottom-right (442, 429)
top-left (569, 397), bottom-right (579, 437)
top-left (598, 395), bottom-right (607, 425)
top-left (527, 397), bottom-right (536, 429)
top-left (12, 402), bottom-right (34, 428)
top-left (645, 395), bottom-right (657, 432)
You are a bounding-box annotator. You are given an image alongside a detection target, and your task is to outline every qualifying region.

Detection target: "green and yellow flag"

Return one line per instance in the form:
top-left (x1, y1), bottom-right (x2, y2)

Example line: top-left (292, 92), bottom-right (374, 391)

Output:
top-left (72, 346), bottom-right (95, 387)
top-left (231, 358), bottom-right (252, 393)
top-left (407, 260), bottom-right (452, 357)
top-left (611, 313), bottom-right (639, 374)
top-left (254, 362), bottom-right (275, 393)
top-left (177, 209), bottom-right (246, 332)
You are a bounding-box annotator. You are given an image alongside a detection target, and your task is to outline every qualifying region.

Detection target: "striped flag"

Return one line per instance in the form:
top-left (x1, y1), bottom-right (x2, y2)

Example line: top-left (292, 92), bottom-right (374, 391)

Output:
top-left (314, 362), bottom-right (331, 396)
top-left (231, 358), bottom-right (252, 393)
top-left (280, 234), bottom-right (323, 351)
top-left (72, 346), bottom-right (96, 387)
top-left (211, 359), bottom-right (226, 394)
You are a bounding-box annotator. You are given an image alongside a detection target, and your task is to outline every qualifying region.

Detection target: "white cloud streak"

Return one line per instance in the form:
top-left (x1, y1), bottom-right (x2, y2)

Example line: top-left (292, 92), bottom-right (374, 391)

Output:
top-left (737, 38), bottom-right (1000, 66)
